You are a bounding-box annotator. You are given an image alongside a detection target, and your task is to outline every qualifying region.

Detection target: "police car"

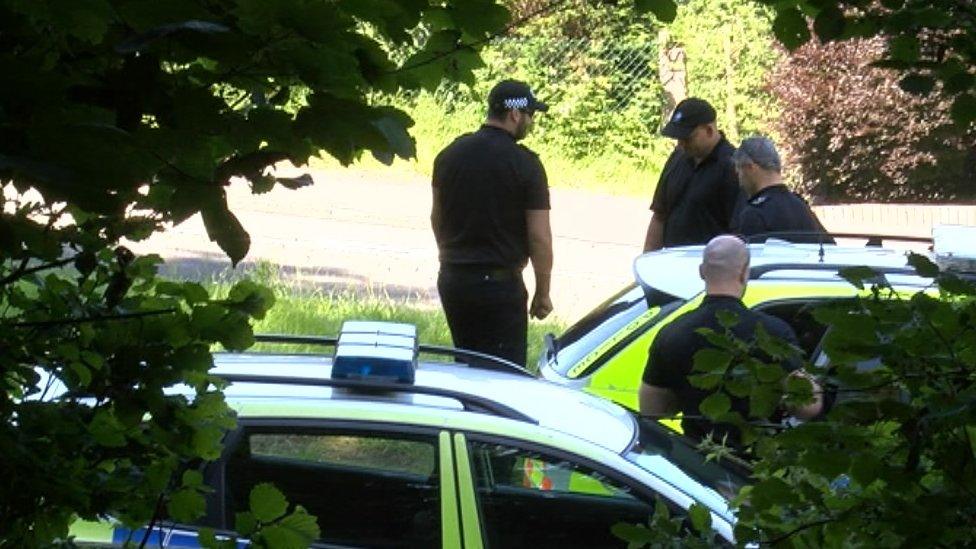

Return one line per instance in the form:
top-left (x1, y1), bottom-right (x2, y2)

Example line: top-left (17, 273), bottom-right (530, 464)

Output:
top-left (538, 227), bottom-right (975, 412)
top-left (71, 321), bottom-right (747, 547)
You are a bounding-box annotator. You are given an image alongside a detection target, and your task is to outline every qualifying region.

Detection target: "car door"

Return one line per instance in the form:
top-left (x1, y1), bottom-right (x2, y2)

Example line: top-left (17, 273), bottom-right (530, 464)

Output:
top-left (208, 419), bottom-right (460, 548)
top-left (451, 432), bottom-right (729, 549)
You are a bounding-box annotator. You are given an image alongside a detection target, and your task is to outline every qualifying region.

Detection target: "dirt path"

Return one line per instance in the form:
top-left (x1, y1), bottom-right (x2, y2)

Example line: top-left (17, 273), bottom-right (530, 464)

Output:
top-left (127, 166), bottom-right (652, 321)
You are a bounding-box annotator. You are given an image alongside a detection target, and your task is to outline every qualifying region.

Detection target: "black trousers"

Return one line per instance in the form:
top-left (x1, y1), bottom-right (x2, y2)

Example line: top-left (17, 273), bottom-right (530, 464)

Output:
top-left (437, 265), bottom-right (528, 366)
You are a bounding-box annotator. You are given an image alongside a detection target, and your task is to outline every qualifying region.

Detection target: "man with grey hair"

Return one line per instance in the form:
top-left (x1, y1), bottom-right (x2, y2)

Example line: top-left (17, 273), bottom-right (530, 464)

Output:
top-left (639, 235), bottom-right (822, 448)
top-left (732, 136), bottom-right (828, 243)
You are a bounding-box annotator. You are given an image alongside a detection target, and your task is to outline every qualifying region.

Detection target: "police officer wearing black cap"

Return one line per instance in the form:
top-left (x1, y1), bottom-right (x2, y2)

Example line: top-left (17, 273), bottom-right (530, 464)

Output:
top-left (643, 98), bottom-right (741, 252)
top-left (430, 79), bottom-right (553, 366)
top-left (731, 136), bottom-right (829, 243)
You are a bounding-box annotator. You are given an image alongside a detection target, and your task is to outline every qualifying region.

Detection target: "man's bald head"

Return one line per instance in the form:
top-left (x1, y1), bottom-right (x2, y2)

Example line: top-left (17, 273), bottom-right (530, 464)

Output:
top-left (699, 235), bottom-right (750, 296)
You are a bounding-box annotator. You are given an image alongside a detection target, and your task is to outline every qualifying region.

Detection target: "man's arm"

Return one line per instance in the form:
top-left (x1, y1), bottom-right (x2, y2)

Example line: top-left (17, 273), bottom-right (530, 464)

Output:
top-left (526, 209), bottom-right (553, 320)
top-left (639, 383), bottom-right (678, 416)
top-left (430, 186), bottom-right (441, 235)
top-left (643, 213), bottom-right (665, 252)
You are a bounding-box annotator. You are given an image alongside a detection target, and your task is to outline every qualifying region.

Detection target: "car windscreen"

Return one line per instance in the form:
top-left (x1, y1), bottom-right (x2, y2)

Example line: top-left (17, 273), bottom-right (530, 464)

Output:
top-left (547, 284), bottom-right (682, 376)
top-left (626, 416), bottom-right (750, 520)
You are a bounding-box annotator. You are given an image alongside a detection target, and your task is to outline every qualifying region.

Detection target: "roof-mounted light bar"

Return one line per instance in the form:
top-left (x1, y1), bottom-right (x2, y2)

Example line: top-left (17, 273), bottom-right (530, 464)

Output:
top-left (332, 321), bottom-right (418, 384)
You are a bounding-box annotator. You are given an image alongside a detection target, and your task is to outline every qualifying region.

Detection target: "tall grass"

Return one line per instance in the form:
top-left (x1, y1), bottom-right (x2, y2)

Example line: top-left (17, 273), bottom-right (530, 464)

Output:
top-left (207, 262), bottom-right (565, 372)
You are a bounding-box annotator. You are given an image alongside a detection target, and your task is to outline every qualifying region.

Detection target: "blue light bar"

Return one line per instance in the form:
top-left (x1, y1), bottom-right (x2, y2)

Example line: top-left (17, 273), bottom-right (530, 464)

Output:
top-left (332, 321), bottom-right (418, 384)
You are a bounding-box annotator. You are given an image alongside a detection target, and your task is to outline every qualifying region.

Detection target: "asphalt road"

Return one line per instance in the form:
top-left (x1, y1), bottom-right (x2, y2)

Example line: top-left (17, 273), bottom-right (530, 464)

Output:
top-left (126, 166), bottom-right (652, 322)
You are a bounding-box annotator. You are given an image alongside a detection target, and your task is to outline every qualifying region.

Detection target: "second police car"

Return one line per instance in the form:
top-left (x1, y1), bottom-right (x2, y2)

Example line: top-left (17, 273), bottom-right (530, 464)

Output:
top-left (538, 228), bottom-right (975, 413)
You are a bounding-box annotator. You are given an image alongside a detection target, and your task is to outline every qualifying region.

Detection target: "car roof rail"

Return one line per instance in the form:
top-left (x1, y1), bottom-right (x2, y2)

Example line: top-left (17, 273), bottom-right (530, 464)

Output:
top-left (743, 231), bottom-right (932, 246)
top-left (215, 372), bottom-right (538, 425)
top-left (750, 263), bottom-right (923, 280)
top-left (251, 334), bottom-right (535, 378)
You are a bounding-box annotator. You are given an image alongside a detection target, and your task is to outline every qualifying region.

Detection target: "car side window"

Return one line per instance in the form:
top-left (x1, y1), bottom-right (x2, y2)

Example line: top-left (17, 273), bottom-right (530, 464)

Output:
top-left (225, 428), bottom-right (441, 548)
top-left (467, 440), bottom-right (661, 548)
top-left (753, 299), bottom-right (833, 357)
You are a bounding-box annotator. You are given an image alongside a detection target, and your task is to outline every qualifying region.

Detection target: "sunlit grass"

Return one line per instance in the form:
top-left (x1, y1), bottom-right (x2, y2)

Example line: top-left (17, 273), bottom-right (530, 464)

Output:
top-left (206, 263), bottom-right (565, 373)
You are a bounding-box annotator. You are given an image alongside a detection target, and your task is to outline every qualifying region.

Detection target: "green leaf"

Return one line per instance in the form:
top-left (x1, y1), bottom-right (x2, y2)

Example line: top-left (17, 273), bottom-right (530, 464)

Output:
top-left (261, 507), bottom-right (320, 548)
top-left (371, 115), bottom-right (417, 164)
top-left (688, 503), bottom-right (712, 534)
top-left (201, 202), bottom-right (251, 267)
top-left (838, 265), bottom-right (879, 290)
top-left (950, 94), bottom-right (976, 126)
top-left (88, 409), bottom-right (128, 447)
top-left (813, 5), bottom-right (845, 41)
top-left (773, 7), bottom-right (811, 51)
top-left (183, 469), bottom-right (204, 488)
top-left (228, 280), bottom-right (276, 319)
top-left (452, 0), bottom-right (509, 38)
top-left (52, 0), bottom-right (116, 43)
top-left (754, 362), bottom-right (785, 383)
top-left (907, 252), bottom-right (939, 278)
top-left (168, 487), bottom-right (206, 523)
top-left (692, 348), bottom-right (732, 373)
top-left (182, 282), bottom-right (211, 304)
top-left (700, 392), bottom-right (732, 420)
top-left (610, 521), bottom-right (653, 543)
top-left (276, 174), bottom-right (314, 190)
top-left (191, 304), bottom-right (226, 331)
top-left (68, 361), bottom-right (92, 387)
top-left (250, 483), bottom-right (289, 523)
top-left (888, 35), bottom-right (919, 63)
top-left (715, 309), bottom-right (740, 330)
top-left (197, 527), bottom-right (218, 548)
top-left (899, 74), bottom-right (935, 95)
top-left (191, 425), bottom-right (226, 460)
top-left (635, 0), bottom-right (677, 23)
top-left (749, 384), bottom-right (779, 418)
top-left (913, 7), bottom-right (952, 28)
top-left (689, 373), bottom-right (724, 390)
top-left (235, 512), bottom-right (258, 536)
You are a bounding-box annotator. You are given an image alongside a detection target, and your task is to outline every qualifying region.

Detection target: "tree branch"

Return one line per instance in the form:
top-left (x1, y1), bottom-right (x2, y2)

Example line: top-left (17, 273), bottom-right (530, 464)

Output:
top-left (762, 517), bottom-right (835, 546)
top-left (6, 308), bottom-right (178, 329)
top-left (391, 0), bottom-right (572, 75)
top-left (0, 256), bottom-right (76, 287)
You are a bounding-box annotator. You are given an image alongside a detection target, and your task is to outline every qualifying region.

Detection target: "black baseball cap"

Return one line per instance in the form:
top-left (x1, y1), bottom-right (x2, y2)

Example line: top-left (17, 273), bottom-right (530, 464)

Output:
top-left (661, 97), bottom-right (716, 139)
top-left (488, 79), bottom-right (549, 114)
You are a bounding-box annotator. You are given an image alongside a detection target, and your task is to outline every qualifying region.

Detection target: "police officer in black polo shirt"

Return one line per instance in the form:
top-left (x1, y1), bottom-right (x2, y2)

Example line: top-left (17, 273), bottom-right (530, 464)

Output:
top-left (731, 136), bottom-right (830, 243)
top-left (430, 80), bottom-right (553, 367)
top-left (643, 98), bottom-right (741, 252)
top-left (639, 235), bottom-right (822, 448)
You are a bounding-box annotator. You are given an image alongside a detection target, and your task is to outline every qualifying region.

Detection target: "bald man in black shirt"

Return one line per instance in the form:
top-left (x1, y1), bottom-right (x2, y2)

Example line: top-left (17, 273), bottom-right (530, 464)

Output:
top-left (640, 235), bottom-right (822, 447)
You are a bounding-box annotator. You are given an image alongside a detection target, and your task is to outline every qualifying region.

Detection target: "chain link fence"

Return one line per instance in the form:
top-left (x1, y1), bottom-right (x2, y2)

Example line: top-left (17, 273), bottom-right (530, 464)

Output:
top-left (402, 35), bottom-right (662, 120)
top-left (493, 37), bottom-right (659, 113)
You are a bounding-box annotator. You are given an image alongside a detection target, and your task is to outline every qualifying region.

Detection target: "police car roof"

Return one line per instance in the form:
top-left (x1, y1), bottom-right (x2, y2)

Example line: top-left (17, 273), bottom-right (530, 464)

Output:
top-left (634, 239), bottom-right (931, 300)
top-left (210, 352), bottom-right (638, 453)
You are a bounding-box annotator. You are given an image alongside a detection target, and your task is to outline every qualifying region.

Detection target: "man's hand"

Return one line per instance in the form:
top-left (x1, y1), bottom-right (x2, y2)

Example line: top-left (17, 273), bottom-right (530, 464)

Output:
top-left (530, 292), bottom-right (553, 320)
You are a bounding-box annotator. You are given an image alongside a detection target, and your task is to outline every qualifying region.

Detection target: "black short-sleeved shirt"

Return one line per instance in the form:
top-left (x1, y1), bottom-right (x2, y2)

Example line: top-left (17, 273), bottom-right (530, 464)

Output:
top-left (735, 184), bottom-right (829, 244)
top-left (650, 136), bottom-right (742, 247)
top-left (431, 125), bottom-right (550, 269)
top-left (642, 295), bottom-right (800, 445)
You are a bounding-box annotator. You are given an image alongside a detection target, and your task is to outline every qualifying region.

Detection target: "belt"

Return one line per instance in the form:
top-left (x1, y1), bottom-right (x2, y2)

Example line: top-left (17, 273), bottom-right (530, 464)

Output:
top-left (441, 264), bottom-right (520, 282)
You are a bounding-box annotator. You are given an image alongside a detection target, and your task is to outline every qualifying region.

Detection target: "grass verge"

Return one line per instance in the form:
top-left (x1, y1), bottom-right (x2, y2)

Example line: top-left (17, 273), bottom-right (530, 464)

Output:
top-left (208, 267), bottom-right (566, 373)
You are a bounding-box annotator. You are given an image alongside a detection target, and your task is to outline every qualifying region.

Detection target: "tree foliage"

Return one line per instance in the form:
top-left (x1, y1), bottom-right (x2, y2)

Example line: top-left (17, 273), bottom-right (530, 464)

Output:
top-left (762, 0), bottom-right (976, 128)
top-left (0, 0), bottom-right (515, 545)
top-left (618, 256), bottom-right (976, 547)
top-left (770, 36), bottom-right (976, 203)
